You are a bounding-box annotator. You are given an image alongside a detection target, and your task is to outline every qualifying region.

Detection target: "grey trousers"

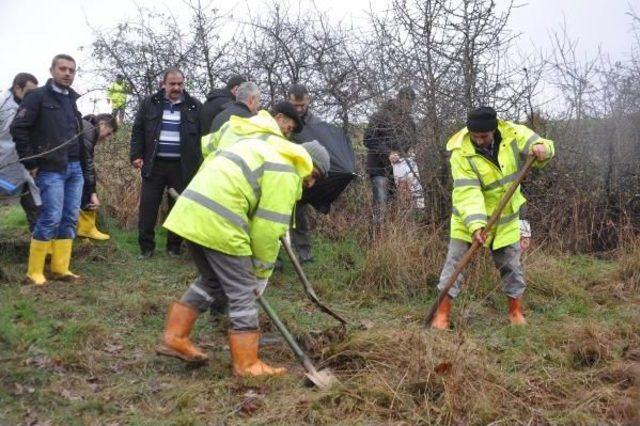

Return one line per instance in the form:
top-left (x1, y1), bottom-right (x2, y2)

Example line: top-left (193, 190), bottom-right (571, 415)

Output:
top-left (291, 202), bottom-right (312, 261)
top-left (180, 242), bottom-right (259, 331)
top-left (437, 239), bottom-right (526, 299)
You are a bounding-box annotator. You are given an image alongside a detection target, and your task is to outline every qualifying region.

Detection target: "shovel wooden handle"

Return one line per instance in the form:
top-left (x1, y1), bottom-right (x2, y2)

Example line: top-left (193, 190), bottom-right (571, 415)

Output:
top-left (425, 155), bottom-right (537, 326)
top-left (280, 236), bottom-right (349, 325)
top-left (254, 289), bottom-right (317, 368)
top-left (168, 188), bottom-right (180, 199)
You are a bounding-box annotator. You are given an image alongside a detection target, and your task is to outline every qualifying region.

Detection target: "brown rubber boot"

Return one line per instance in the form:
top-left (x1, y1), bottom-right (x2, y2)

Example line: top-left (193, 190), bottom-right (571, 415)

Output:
top-left (228, 330), bottom-right (286, 377)
top-left (430, 295), bottom-right (452, 330)
top-left (508, 297), bottom-right (527, 325)
top-left (156, 301), bottom-right (209, 364)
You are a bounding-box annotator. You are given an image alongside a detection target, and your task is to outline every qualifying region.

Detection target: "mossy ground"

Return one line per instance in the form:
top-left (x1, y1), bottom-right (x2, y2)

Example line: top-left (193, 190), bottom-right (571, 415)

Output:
top-left (1, 204), bottom-right (639, 425)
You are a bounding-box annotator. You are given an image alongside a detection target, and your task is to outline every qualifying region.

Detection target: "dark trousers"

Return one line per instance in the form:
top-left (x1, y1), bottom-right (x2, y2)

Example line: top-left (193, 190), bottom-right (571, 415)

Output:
top-left (371, 175), bottom-right (396, 226)
top-left (138, 159), bottom-right (184, 253)
top-left (20, 184), bottom-right (40, 233)
top-left (291, 202), bottom-right (312, 261)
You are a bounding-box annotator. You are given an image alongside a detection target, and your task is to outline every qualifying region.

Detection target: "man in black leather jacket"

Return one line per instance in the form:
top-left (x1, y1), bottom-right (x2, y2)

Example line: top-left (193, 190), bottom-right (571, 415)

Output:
top-left (11, 54), bottom-right (95, 285)
top-left (129, 68), bottom-right (202, 259)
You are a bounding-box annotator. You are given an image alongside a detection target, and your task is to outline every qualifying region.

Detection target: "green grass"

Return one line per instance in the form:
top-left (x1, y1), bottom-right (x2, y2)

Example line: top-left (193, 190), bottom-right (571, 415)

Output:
top-left (1, 204), bottom-right (639, 425)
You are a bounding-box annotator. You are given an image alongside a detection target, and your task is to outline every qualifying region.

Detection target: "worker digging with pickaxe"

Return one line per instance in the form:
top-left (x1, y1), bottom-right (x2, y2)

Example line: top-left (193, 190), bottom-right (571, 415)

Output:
top-left (430, 106), bottom-right (555, 329)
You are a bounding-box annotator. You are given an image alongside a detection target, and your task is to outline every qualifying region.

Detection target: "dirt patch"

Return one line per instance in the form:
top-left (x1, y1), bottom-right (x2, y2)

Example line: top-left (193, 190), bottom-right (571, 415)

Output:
top-left (598, 364), bottom-right (640, 390)
top-left (623, 346), bottom-right (640, 362)
top-left (298, 325), bottom-right (348, 357)
top-left (0, 238), bottom-right (29, 263)
top-left (568, 325), bottom-right (613, 369)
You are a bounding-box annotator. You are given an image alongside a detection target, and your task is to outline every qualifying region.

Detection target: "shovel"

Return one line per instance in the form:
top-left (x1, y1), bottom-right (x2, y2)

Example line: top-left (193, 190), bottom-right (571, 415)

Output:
top-left (425, 155), bottom-right (537, 326)
top-left (280, 236), bottom-right (349, 325)
top-left (254, 289), bottom-right (338, 389)
top-left (170, 185), bottom-right (346, 326)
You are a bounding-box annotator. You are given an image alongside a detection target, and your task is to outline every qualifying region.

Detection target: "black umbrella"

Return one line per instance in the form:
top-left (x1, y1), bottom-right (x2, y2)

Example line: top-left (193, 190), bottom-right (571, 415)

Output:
top-left (295, 121), bottom-right (356, 214)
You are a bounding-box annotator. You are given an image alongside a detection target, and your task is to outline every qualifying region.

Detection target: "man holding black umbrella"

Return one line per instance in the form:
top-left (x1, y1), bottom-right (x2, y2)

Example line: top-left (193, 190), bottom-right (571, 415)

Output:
top-left (288, 83), bottom-right (356, 263)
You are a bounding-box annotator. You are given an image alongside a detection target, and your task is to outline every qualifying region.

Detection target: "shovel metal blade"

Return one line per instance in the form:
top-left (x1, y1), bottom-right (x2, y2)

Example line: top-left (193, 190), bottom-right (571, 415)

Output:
top-left (304, 368), bottom-right (338, 389)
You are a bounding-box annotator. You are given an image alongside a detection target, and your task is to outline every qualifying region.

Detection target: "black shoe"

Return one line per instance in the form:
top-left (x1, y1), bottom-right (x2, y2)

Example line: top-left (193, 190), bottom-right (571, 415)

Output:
top-left (274, 259), bottom-right (283, 272)
top-left (209, 302), bottom-right (228, 316)
top-left (167, 249), bottom-right (181, 258)
top-left (298, 253), bottom-right (315, 264)
top-left (137, 250), bottom-right (153, 260)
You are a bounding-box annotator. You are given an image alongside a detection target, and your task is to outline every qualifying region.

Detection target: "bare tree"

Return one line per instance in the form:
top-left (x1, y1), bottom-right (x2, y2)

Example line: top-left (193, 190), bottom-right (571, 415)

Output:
top-left (85, 0), bottom-right (640, 251)
top-left (186, 0), bottom-right (234, 96)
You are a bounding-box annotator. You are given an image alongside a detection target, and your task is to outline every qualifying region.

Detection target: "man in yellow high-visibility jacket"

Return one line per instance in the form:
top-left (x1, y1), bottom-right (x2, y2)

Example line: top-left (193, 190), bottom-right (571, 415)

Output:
top-left (431, 106), bottom-right (555, 329)
top-left (106, 75), bottom-right (128, 125)
top-left (156, 103), bottom-right (330, 377)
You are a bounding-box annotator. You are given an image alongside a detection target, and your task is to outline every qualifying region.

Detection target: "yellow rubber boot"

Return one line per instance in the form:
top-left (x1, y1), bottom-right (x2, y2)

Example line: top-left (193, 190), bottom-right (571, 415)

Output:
top-left (51, 239), bottom-right (80, 282)
top-left (77, 210), bottom-right (110, 240)
top-left (229, 330), bottom-right (286, 377)
top-left (26, 239), bottom-right (50, 285)
top-left (156, 301), bottom-right (209, 364)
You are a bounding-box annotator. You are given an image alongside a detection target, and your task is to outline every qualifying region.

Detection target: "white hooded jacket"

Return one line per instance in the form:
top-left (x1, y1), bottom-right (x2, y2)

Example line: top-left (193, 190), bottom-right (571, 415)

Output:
top-left (0, 89), bottom-right (40, 203)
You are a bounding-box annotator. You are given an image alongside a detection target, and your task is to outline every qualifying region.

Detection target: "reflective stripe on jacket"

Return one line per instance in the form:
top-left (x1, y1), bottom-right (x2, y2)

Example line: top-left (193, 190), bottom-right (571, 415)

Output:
top-left (201, 110), bottom-right (282, 158)
top-left (447, 120), bottom-right (555, 249)
top-left (165, 113), bottom-right (313, 279)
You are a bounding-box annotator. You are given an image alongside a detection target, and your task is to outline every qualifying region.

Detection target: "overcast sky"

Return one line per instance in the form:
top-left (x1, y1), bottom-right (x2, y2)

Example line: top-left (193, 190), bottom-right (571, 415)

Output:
top-left (0, 0), bottom-right (635, 113)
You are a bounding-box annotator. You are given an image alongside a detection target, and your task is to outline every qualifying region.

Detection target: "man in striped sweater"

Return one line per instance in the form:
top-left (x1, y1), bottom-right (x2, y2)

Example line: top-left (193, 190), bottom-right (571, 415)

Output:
top-left (130, 68), bottom-right (202, 259)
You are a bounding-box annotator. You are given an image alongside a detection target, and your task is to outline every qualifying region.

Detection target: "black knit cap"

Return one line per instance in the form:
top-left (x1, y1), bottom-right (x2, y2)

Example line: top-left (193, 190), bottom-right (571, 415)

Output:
top-left (466, 106), bottom-right (498, 132)
top-left (271, 101), bottom-right (303, 133)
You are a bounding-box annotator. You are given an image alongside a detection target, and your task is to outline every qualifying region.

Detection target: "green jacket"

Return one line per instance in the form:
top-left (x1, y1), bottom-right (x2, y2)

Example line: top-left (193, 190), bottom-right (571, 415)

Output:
top-left (447, 120), bottom-right (555, 249)
top-left (164, 113), bottom-right (313, 278)
top-left (201, 110), bottom-right (281, 158)
top-left (107, 81), bottom-right (128, 109)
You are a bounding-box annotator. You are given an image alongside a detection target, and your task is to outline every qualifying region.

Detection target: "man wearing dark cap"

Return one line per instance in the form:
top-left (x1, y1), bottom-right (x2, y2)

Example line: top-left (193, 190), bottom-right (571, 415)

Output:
top-left (156, 105), bottom-right (329, 377)
top-left (201, 101), bottom-right (301, 161)
top-left (363, 87), bottom-right (417, 227)
top-left (269, 101), bottom-right (302, 137)
top-left (197, 100), bottom-right (309, 320)
top-left (199, 75), bottom-right (247, 137)
top-left (430, 106), bottom-right (555, 330)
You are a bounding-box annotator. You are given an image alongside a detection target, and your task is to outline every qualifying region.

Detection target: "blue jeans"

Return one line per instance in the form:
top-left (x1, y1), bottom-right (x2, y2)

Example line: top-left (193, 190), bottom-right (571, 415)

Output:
top-left (33, 161), bottom-right (84, 241)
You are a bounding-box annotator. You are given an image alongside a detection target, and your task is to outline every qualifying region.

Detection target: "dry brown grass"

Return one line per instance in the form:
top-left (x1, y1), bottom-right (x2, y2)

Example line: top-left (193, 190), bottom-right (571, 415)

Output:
top-left (94, 128), bottom-right (142, 229)
top-left (615, 233), bottom-right (640, 293)
top-left (345, 198), bottom-right (447, 300)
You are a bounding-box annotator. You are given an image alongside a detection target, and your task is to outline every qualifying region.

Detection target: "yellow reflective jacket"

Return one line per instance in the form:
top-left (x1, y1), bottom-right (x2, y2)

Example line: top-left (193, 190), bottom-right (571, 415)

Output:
top-left (164, 114), bottom-right (313, 278)
top-left (106, 81), bottom-right (128, 109)
top-left (447, 120), bottom-right (555, 249)
top-left (201, 110), bottom-right (282, 158)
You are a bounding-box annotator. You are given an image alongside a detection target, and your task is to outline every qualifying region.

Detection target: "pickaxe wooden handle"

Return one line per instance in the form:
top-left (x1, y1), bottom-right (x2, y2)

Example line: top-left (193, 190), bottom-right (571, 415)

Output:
top-left (425, 155), bottom-right (537, 326)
